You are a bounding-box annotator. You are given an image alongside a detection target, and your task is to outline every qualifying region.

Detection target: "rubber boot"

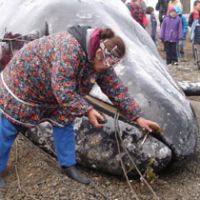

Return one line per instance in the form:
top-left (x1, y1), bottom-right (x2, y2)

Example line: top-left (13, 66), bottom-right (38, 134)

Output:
top-left (62, 166), bottom-right (90, 185)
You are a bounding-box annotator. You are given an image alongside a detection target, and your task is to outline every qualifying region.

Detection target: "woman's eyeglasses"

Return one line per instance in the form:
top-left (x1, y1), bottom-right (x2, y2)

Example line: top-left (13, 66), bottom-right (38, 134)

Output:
top-left (99, 42), bottom-right (121, 68)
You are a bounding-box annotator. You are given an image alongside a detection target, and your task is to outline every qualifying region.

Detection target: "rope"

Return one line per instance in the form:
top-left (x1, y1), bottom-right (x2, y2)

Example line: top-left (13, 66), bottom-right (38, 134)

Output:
top-left (114, 111), bottom-right (160, 200)
top-left (114, 112), bottom-right (140, 200)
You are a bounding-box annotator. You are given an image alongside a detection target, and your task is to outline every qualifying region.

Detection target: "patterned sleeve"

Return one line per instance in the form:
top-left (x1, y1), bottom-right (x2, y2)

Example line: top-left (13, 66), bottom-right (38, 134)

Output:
top-left (97, 67), bottom-right (143, 121)
top-left (51, 44), bottom-right (91, 117)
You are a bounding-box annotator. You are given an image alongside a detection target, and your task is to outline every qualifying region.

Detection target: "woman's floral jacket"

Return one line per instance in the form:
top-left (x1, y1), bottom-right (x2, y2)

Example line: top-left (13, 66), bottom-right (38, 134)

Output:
top-left (0, 31), bottom-right (142, 127)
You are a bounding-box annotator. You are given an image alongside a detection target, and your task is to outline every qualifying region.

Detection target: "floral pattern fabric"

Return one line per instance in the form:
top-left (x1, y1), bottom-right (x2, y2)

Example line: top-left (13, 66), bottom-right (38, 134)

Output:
top-left (0, 31), bottom-right (142, 127)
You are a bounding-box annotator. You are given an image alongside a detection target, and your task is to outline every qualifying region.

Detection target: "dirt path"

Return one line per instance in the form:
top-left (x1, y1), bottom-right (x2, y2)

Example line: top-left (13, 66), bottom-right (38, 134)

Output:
top-left (1, 39), bottom-right (200, 200)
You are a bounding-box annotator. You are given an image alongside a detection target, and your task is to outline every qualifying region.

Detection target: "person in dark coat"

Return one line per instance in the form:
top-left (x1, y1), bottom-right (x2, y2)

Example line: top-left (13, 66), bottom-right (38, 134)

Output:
top-left (156, 0), bottom-right (170, 25)
top-left (146, 6), bottom-right (158, 43)
top-left (175, 5), bottom-right (188, 61)
top-left (0, 25), bottom-right (160, 186)
top-left (188, 0), bottom-right (200, 27)
top-left (191, 17), bottom-right (200, 65)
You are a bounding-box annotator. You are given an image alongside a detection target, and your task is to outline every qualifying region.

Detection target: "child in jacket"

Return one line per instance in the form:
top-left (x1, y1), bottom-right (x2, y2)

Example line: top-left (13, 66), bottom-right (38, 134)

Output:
top-left (160, 7), bottom-right (182, 65)
top-left (191, 18), bottom-right (200, 44)
top-left (175, 6), bottom-right (188, 61)
top-left (190, 17), bottom-right (200, 66)
top-left (146, 6), bottom-right (157, 43)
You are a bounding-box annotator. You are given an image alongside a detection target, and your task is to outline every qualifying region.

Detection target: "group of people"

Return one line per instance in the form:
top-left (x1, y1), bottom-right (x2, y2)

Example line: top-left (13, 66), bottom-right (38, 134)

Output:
top-left (159, 0), bottom-right (185, 65)
top-left (125, 0), bottom-right (157, 43)
top-left (159, 0), bottom-right (200, 65)
top-left (124, 0), bottom-right (200, 66)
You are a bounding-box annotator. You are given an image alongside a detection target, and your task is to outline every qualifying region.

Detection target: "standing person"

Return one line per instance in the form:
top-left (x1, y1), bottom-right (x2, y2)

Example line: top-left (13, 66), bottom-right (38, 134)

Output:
top-left (155, 0), bottom-right (170, 25)
top-left (188, 0), bottom-right (200, 27)
top-left (160, 7), bottom-right (182, 65)
top-left (190, 17), bottom-right (200, 66)
top-left (146, 6), bottom-right (157, 43)
top-left (0, 25), bottom-right (160, 186)
top-left (127, 0), bottom-right (147, 28)
top-left (175, 6), bottom-right (188, 62)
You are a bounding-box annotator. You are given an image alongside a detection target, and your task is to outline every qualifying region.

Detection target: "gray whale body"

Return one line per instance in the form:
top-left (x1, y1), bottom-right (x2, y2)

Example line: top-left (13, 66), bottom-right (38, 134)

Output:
top-left (0, 0), bottom-right (198, 175)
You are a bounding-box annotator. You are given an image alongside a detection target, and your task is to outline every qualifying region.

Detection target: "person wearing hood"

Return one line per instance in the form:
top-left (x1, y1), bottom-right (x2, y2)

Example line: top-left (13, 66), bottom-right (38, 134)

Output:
top-left (160, 7), bottom-right (182, 65)
top-left (146, 6), bottom-right (157, 43)
top-left (0, 25), bottom-right (160, 186)
top-left (175, 6), bottom-right (188, 62)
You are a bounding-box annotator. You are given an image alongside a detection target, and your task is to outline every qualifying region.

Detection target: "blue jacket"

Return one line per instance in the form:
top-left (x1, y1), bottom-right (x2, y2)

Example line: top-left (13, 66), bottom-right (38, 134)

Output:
top-left (180, 15), bottom-right (188, 40)
top-left (160, 15), bottom-right (182, 42)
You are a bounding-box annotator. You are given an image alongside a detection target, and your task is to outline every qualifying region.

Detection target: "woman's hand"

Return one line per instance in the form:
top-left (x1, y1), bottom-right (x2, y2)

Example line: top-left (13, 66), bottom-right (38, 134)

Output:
top-left (136, 117), bottom-right (160, 132)
top-left (87, 109), bottom-right (105, 128)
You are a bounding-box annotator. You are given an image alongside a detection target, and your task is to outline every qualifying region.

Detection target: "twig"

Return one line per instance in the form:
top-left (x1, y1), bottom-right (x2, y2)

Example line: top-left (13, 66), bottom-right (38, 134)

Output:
top-left (114, 111), bottom-right (160, 200)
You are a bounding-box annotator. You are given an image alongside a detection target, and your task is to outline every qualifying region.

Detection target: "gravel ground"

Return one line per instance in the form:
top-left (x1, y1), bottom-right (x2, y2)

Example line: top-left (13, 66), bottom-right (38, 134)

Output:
top-left (1, 39), bottom-right (200, 200)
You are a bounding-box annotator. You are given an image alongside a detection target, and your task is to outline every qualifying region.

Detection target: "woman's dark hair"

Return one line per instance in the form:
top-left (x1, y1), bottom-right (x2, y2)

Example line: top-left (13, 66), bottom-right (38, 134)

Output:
top-left (100, 28), bottom-right (115, 39)
top-left (100, 28), bottom-right (126, 58)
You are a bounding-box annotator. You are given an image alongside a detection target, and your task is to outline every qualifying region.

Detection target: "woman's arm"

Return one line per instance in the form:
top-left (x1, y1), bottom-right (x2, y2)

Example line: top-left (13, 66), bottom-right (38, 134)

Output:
top-left (97, 67), bottom-right (160, 132)
top-left (97, 67), bottom-right (142, 122)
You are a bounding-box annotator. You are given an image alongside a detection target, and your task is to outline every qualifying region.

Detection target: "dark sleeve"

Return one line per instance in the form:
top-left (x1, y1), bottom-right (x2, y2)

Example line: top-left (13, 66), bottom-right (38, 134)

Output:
top-left (51, 43), bottom-right (92, 117)
top-left (97, 67), bottom-right (143, 121)
top-left (155, 1), bottom-right (160, 11)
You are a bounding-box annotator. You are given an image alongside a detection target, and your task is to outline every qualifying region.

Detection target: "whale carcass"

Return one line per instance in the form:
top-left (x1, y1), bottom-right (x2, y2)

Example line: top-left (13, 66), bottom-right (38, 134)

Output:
top-left (178, 81), bottom-right (200, 96)
top-left (0, 0), bottom-right (198, 176)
